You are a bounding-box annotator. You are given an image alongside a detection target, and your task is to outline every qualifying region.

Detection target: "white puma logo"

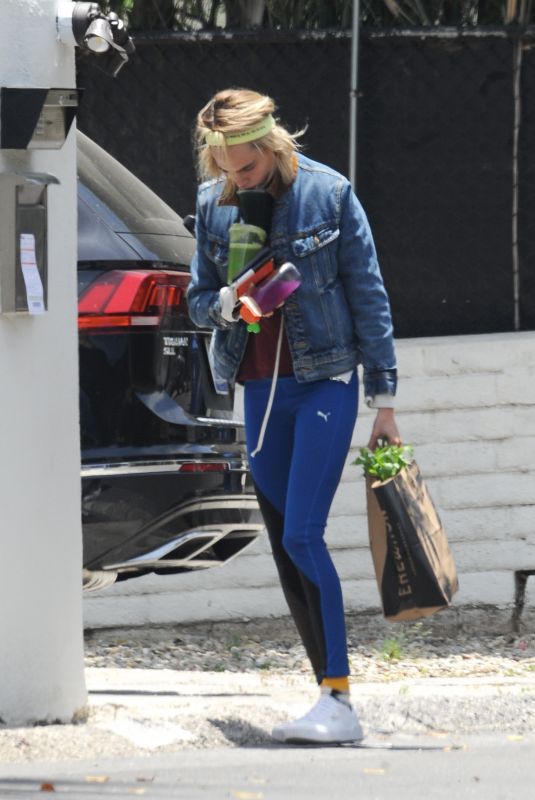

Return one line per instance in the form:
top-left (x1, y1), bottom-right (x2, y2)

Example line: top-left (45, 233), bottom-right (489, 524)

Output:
top-left (317, 410), bottom-right (331, 422)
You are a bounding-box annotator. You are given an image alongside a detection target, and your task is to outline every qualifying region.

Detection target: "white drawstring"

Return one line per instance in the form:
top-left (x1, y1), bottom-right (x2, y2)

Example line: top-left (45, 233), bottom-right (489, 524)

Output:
top-left (250, 316), bottom-right (284, 458)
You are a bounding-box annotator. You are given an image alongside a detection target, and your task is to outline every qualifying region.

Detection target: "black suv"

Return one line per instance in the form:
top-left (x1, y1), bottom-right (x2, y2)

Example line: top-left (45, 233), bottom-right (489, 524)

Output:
top-left (77, 132), bottom-right (262, 591)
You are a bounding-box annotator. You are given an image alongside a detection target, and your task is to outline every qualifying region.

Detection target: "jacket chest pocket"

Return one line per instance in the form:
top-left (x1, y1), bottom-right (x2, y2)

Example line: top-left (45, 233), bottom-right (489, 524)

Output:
top-left (290, 226), bottom-right (340, 289)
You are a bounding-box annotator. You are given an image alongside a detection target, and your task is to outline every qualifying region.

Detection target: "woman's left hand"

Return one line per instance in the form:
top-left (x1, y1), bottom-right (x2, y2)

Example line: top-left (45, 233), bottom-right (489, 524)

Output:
top-left (367, 407), bottom-right (401, 450)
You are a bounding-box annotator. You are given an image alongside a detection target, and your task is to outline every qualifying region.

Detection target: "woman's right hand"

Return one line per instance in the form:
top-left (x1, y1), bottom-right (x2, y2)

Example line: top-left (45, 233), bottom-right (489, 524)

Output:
top-left (367, 408), bottom-right (401, 451)
top-left (219, 285), bottom-right (239, 322)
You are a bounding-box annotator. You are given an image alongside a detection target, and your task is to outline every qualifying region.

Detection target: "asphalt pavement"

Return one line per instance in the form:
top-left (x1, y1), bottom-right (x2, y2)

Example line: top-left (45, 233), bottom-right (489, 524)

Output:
top-left (1, 736), bottom-right (535, 799)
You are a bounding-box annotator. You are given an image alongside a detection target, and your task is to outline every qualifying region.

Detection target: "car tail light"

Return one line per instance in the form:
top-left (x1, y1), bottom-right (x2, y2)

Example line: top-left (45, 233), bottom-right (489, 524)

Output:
top-left (78, 269), bottom-right (190, 331)
top-left (178, 462), bottom-right (229, 472)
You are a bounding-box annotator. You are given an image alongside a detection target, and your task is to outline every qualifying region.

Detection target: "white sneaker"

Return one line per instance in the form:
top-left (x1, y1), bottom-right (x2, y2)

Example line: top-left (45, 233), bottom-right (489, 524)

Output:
top-left (272, 691), bottom-right (364, 745)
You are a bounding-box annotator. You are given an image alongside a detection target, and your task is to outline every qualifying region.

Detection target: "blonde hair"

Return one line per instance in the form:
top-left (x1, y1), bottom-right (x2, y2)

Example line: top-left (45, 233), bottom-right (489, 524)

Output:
top-left (194, 88), bottom-right (304, 203)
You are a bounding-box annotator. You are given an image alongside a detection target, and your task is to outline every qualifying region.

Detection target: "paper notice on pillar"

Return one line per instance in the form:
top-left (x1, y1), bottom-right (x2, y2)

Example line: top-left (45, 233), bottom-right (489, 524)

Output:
top-left (20, 233), bottom-right (45, 314)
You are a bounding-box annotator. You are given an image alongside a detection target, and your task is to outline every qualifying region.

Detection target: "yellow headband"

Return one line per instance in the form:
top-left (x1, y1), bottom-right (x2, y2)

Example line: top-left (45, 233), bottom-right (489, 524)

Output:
top-left (205, 114), bottom-right (275, 147)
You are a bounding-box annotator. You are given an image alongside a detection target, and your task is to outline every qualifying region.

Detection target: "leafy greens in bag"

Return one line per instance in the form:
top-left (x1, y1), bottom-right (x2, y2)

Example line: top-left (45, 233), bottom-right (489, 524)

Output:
top-left (353, 443), bottom-right (414, 482)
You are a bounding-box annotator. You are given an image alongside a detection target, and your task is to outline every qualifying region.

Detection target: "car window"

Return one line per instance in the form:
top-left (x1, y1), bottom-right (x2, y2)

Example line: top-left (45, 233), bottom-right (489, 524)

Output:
top-left (77, 131), bottom-right (191, 238)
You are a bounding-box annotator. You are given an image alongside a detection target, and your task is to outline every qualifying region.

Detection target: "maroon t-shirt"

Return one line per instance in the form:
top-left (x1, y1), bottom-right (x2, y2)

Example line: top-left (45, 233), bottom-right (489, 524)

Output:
top-left (237, 309), bottom-right (294, 382)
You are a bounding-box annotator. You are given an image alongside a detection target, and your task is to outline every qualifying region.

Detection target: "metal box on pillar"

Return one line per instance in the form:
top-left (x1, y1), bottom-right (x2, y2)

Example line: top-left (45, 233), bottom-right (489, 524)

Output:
top-left (0, 86), bottom-right (78, 314)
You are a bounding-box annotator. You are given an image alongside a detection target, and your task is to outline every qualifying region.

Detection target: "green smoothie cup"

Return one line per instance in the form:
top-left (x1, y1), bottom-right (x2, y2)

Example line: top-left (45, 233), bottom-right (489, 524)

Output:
top-left (227, 223), bottom-right (267, 282)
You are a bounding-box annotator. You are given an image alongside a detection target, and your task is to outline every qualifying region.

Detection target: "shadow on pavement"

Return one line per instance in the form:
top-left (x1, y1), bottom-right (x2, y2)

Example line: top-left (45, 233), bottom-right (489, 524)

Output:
top-left (89, 689), bottom-right (269, 698)
top-left (208, 717), bottom-right (274, 747)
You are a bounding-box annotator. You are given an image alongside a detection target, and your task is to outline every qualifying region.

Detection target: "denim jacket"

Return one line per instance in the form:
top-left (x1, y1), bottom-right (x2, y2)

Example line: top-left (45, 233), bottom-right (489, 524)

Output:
top-left (186, 154), bottom-right (397, 400)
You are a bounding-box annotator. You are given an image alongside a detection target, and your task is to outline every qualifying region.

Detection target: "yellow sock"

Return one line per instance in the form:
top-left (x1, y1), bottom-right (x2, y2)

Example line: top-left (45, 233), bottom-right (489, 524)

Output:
top-left (321, 676), bottom-right (350, 694)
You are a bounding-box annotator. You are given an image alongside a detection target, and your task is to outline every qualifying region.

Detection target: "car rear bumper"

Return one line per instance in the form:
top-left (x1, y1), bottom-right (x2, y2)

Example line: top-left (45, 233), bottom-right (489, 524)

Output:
top-left (81, 458), bottom-right (263, 580)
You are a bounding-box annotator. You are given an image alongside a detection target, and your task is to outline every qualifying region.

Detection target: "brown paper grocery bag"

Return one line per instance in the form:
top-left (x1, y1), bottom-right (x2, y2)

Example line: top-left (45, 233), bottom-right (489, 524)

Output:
top-left (365, 459), bottom-right (459, 622)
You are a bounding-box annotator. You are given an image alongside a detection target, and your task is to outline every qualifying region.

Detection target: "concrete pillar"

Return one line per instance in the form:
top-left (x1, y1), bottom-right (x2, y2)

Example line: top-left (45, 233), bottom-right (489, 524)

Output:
top-left (0, 0), bottom-right (87, 724)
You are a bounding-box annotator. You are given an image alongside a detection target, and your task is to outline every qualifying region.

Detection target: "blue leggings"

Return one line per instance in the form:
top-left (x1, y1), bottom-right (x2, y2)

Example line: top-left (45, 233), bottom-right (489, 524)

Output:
top-left (244, 373), bottom-right (359, 680)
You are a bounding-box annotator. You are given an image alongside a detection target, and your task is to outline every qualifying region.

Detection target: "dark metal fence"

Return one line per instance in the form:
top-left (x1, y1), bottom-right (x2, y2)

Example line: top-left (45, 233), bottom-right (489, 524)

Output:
top-left (519, 36), bottom-right (535, 332)
top-left (76, 28), bottom-right (535, 338)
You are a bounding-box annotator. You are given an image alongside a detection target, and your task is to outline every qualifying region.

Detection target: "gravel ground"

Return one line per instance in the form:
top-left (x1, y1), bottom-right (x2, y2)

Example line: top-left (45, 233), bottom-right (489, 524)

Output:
top-left (1, 608), bottom-right (534, 764)
top-left (84, 607), bottom-right (535, 682)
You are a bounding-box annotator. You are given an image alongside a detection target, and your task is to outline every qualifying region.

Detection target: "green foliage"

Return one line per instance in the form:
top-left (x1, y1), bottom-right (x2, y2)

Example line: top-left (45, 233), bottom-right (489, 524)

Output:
top-left (99, 1), bottom-right (532, 32)
top-left (360, 0), bottom-right (512, 27)
top-left (353, 442), bottom-right (414, 482)
top-left (380, 633), bottom-right (405, 660)
top-left (265, 0), bottom-right (353, 29)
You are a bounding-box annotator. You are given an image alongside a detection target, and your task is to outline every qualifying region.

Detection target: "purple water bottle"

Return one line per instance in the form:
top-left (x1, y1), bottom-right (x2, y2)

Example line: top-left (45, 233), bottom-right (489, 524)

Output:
top-left (249, 263), bottom-right (301, 314)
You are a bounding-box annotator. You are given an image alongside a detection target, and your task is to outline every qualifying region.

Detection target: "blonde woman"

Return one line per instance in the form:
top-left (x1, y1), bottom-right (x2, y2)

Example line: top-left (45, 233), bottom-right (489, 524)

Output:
top-left (187, 88), bottom-right (400, 745)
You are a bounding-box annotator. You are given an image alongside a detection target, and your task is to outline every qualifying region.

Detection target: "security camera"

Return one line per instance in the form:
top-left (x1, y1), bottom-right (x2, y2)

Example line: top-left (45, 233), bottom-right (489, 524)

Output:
top-left (56, 1), bottom-right (135, 76)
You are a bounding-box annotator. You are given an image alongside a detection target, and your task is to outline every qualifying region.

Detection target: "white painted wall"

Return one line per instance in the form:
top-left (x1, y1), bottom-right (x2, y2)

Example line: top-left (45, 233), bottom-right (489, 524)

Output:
top-left (0, 1), bottom-right (86, 724)
top-left (84, 331), bottom-right (535, 630)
